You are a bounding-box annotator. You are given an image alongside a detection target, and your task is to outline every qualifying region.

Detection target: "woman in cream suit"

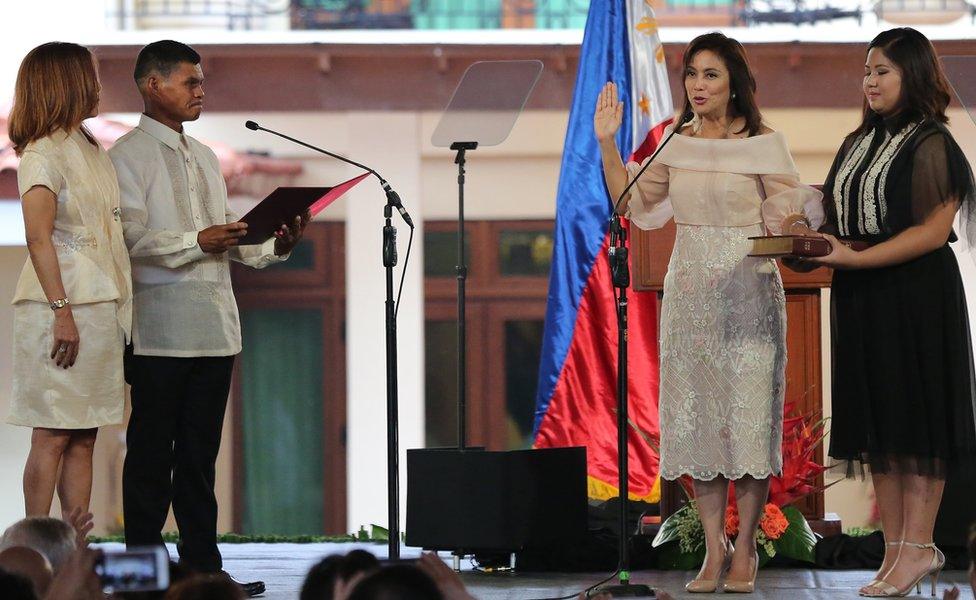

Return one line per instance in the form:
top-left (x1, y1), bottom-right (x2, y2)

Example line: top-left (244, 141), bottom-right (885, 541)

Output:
top-left (7, 42), bottom-right (131, 517)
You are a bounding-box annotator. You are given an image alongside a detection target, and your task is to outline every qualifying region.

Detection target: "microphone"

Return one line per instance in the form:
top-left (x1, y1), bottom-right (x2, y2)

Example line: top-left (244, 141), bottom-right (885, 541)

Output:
top-left (607, 109), bottom-right (693, 289)
top-left (245, 120), bottom-right (415, 228)
top-left (611, 109), bottom-right (693, 217)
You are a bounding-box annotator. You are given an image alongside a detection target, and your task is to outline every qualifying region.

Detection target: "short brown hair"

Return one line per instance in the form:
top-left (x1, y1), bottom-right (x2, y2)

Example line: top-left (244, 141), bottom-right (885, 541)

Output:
top-left (853, 27), bottom-right (952, 136)
top-left (680, 32), bottom-right (764, 137)
top-left (8, 42), bottom-right (99, 155)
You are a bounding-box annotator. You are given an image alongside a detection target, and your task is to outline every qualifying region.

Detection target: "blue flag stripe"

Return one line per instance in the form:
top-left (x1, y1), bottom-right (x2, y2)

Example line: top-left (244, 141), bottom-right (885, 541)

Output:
top-left (532, 0), bottom-right (633, 436)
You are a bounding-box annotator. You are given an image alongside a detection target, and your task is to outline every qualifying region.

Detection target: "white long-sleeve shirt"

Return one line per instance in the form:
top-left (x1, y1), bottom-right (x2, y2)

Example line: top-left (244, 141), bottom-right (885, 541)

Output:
top-left (110, 114), bottom-right (283, 357)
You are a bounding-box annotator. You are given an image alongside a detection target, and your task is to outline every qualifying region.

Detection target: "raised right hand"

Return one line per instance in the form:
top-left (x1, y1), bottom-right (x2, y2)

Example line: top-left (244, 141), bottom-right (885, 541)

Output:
top-left (594, 82), bottom-right (624, 142)
top-left (198, 222), bottom-right (248, 253)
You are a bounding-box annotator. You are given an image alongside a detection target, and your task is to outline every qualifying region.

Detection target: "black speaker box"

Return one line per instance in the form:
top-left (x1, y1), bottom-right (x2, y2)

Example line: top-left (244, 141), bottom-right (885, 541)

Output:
top-left (405, 447), bottom-right (588, 553)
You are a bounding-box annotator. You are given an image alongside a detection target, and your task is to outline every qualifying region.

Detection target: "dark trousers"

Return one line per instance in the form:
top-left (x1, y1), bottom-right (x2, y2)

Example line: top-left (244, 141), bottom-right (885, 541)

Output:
top-left (123, 351), bottom-right (235, 573)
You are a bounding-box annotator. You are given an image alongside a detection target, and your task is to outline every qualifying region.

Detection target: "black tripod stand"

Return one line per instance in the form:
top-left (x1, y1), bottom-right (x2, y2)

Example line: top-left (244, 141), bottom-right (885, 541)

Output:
top-left (593, 114), bottom-right (690, 597)
top-left (592, 215), bottom-right (654, 598)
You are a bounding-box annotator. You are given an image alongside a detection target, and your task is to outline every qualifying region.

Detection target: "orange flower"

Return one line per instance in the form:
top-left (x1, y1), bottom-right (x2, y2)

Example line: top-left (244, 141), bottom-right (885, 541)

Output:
top-left (759, 503), bottom-right (789, 540)
top-left (724, 505), bottom-right (739, 537)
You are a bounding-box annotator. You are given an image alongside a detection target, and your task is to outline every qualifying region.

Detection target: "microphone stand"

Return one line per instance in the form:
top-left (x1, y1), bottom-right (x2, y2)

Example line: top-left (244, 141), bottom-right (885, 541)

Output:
top-left (594, 114), bottom-right (689, 597)
top-left (245, 121), bottom-right (413, 559)
top-left (450, 141), bottom-right (477, 453)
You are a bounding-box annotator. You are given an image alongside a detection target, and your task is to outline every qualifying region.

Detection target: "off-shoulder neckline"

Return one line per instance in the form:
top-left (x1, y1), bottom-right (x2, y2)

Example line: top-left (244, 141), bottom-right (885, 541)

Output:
top-left (673, 130), bottom-right (782, 141)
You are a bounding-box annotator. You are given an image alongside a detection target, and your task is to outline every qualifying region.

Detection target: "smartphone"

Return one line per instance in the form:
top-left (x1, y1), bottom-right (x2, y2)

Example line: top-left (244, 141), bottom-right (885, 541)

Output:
top-left (95, 546), bottom-right (170, 593)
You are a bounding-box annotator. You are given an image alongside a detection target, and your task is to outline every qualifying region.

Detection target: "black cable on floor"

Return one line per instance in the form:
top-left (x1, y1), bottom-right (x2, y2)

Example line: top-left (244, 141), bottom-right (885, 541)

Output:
top-left (526, 570), bottom-right (619, 600)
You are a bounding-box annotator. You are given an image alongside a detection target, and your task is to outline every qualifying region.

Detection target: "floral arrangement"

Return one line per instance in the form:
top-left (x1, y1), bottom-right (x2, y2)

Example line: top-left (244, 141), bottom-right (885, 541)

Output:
top-left (639, 403), bottom-right (829, 569)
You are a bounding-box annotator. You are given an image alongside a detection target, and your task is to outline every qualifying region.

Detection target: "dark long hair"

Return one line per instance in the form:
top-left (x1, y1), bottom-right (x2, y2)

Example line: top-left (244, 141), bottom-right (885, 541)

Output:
top-left (680, 32), bottom-right (763, 137)
top-left (852, 27), bottom-right (952, 136)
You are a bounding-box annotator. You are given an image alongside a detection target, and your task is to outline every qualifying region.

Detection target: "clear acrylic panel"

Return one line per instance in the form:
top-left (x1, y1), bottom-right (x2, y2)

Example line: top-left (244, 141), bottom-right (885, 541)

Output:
top-left (431, 60), bottom-right (543, 148)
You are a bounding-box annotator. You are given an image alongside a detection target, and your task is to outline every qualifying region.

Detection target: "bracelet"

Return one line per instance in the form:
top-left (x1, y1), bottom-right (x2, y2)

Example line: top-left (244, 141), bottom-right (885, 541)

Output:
top-left (786, 216), bottom-right (810, 233)
top-left (49, 298), bottom-right (70, 311)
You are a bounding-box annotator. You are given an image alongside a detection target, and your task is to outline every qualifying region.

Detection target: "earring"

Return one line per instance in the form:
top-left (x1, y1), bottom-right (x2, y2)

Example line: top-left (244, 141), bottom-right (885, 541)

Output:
top-left (731, 92), bottom-right (737, 100)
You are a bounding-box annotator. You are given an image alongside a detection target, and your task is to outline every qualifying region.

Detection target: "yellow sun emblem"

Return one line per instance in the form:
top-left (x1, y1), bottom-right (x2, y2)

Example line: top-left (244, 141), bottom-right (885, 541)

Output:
top-left (655, 45), bottom-right (666, 64)
top-left (636, 16), bottom-right (658, 36)
top-left (638, 94), bottom-right (651, 115)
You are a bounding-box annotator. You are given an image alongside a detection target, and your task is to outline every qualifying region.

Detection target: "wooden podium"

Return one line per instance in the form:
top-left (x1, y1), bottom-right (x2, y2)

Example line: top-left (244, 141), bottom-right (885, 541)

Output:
top-left (632, 221), bottom-right (841, 536)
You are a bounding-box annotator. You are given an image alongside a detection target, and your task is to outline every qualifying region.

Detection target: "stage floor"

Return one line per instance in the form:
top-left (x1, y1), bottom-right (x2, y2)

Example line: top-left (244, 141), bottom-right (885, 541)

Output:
top-left (94, 542), bottom-right (974, 599)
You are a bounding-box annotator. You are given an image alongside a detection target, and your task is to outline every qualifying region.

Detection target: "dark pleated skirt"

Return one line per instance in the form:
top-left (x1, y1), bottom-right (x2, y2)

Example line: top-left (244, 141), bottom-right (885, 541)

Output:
top-left (828, 244), bottom-right (976, 478)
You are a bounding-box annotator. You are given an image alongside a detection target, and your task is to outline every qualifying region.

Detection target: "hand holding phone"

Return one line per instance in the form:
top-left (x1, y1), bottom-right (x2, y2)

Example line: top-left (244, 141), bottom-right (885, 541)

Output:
top-left (95, 546), bottom-right (170, 593)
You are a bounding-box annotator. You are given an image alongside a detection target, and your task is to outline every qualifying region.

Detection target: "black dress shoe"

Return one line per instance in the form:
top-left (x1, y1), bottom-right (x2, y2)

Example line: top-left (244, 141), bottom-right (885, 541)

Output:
top-left (223, 571), bottom-right (265, 597)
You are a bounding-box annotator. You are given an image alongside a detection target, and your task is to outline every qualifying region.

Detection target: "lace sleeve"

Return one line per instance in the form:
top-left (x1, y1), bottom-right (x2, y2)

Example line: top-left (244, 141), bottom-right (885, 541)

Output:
top-left (623, 157), bottom-right (672, 231)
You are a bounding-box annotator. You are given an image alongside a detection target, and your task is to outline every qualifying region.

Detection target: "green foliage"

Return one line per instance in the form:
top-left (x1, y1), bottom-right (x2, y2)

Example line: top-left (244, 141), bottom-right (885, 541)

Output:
top-left (90, 526), bottom-right (387, 545)
top-left (772, 506), bottom-right (818, 564)
top-left (652, 502), bottom-right (703, 554)
top-left (651, 503), bottom-right (818, 569)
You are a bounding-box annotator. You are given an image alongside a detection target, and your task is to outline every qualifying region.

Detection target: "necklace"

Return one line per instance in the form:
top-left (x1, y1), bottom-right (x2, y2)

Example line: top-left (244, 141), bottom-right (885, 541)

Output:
top-left (693, 117), bottom-right (737, 139)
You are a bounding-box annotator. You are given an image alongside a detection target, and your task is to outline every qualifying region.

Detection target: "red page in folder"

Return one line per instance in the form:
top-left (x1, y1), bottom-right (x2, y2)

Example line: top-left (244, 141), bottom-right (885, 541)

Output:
top-left (309, 172), bottom-right (371, 216)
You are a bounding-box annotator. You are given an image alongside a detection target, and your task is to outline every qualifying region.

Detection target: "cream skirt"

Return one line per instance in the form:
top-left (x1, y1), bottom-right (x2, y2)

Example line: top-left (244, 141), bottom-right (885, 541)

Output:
top-left (9, 300), bottom-right (124, 429)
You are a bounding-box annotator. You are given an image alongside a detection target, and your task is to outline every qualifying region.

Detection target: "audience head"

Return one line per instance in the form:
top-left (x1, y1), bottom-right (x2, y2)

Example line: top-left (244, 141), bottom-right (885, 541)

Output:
top-left (0, 566), bottom-right (37, 600)
top-left (0, 517), bottom-right (76, 573)
top-left (162, 572), bottom-right (245, 600)
top-left (0, 546), bottom-right (52, 597)
top-left (301, 549), bottom-right (380, 600)
top-left (345, 564), bottom-right (444, 600)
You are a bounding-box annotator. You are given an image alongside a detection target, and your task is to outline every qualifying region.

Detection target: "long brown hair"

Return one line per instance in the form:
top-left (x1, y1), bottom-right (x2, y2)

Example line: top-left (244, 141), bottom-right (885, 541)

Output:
top-left (680, 32), bottom-right (763, 137)
top-left (852, 27), bottom-right (952, 137)
top-left (8, 42), bottom-right (99, 155)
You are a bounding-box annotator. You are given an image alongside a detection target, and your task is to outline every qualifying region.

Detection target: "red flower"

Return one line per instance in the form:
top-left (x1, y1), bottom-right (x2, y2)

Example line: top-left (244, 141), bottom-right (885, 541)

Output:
top-left (724, 504), bottom-right (739, 537)
top-left (759, 503), bottom-right (789, 539)
top-left (769, 403), bottom-right (830, 507)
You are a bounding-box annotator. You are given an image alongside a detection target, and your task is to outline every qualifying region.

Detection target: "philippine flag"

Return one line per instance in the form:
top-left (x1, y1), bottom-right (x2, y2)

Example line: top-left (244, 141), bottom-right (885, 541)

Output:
top-left (533, 0), bottom-right (674, 503)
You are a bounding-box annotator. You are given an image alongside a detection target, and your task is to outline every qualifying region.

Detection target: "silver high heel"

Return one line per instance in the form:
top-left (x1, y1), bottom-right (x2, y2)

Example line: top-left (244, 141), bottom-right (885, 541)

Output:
top-left (864, 542), bottom-right (945, 598)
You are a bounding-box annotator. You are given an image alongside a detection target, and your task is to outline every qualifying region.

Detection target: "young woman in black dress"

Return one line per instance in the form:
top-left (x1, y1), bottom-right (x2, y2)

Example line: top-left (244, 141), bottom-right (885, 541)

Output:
top-left (796, 28), bottom-right (976, 597)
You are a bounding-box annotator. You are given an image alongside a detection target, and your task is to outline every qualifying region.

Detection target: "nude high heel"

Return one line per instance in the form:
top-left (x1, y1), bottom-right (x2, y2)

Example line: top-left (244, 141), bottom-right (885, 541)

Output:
top-left (722, 551), bottom-right (758, 593)
top-left (686, 541), bottom-right (734, 593)
top-left (864, 542), bottom-right (945, 598)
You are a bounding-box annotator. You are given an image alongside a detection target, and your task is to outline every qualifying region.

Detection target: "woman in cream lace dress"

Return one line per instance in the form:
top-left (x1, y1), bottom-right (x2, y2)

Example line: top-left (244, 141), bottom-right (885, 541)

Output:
top-left (596, 33), bottom-right (822, 593)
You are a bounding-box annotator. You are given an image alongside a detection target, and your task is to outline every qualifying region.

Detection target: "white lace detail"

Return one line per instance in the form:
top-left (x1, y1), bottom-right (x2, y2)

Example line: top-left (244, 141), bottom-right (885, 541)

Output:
top-left (857, 129), bottom-right (892, 234)
top-left (833, 122), bottom-right (921, 236)
top-left (659, 223), bottom-right (786, 481)
top-left (875, 123), bottom-right (920, 228)
top-left (835, 129), bottom-right (875, 236)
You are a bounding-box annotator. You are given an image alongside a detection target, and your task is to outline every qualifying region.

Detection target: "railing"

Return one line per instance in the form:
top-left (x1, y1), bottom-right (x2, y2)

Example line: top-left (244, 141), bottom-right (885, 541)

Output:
top-left (109, 0), bottom-right (875, 31)
top-left (109, 0), bottom-right (290, 30)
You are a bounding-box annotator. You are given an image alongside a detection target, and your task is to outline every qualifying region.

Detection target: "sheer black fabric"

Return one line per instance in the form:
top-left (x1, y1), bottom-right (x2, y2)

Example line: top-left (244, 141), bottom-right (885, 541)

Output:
top-left (821, 119), bottom-right (976, 479)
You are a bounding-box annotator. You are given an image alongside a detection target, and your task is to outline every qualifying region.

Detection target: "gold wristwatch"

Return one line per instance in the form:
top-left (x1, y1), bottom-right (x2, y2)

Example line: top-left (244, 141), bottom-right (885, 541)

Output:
top-left (49, 298), bottom-right (70, 311)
